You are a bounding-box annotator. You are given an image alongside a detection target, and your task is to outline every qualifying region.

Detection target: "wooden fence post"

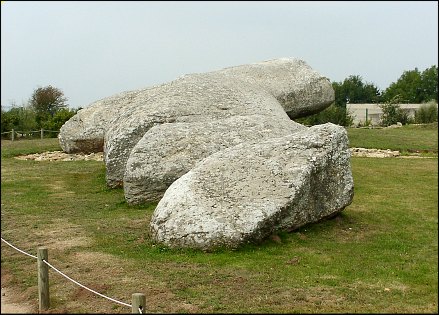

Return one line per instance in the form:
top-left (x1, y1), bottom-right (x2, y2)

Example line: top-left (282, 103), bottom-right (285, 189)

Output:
top-left (41, 128), bottom-right (44, 140)
top-left (11, 129), bottom-right (14, 141)
top-left (132, 293), bottom-right (146, 313)
top-left (38, 247), bottom-right (50, 311)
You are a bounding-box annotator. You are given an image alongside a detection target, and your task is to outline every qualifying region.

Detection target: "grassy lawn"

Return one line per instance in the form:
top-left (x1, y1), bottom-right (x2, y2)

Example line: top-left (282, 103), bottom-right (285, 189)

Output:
top-left (1, 137), bottom-right (61, 158)
top-left (1, 127), bottom-right (438, 313)
top-left (347, 123), bottom-right (438, 154)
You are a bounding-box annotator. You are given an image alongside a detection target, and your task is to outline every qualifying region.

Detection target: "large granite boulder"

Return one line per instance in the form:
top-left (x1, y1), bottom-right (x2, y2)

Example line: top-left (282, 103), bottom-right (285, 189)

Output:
top-left (150, 123), bottom-right (354, 250)
top-left (58, 57), bottom-right (353, 250)
top-left (58, 58), bottom-right (334, 188)
top-left (59, 58), bottom-right (332, 154)
top-left (104, 59), bottom-right (333, 188)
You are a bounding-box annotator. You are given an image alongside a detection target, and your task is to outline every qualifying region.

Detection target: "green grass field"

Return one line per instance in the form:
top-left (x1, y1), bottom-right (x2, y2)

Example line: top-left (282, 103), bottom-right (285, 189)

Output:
top-left (347, 123), bottom-right (438, 154)
top-left (1, 125), bottom-right (438, 313)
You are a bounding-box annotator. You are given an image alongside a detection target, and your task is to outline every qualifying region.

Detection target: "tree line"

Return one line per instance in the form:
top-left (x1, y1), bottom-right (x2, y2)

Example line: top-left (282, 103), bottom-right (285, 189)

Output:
top-left (1, 65), bottom-right (438, 137)
top-left (1, 86), bottom-right (79, 138)
top-left (297, 65), bottom-right (438, 126)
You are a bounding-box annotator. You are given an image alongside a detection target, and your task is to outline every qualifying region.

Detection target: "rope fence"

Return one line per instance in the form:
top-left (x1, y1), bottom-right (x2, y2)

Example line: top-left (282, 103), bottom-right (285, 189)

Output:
top-left (1, 237), bottom-right (146, 313)
top-left (0, 238), bottom-right (38, 259)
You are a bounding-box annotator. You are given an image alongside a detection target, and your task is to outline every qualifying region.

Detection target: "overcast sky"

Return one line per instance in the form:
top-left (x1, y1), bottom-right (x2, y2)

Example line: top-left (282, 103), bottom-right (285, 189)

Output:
top-left (1, 1), bottom-right (438, 109)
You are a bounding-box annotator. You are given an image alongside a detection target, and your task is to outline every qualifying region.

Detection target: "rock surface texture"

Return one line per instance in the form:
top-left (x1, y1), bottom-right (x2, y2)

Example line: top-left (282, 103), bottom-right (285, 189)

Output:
top-left (58, 57), bottom-right (353, 250)
top-left (150, 124), bottom-right (354, 250)
top-left (123, 115), bottom-right (305, 204)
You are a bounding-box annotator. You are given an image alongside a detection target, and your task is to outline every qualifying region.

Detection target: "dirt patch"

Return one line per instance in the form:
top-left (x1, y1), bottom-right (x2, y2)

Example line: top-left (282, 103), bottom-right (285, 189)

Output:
top-left (1, 271), bottom-right (36, 315)
top-left (14, 151), bottom-right (103, 161)
top-left (1, 287), bottom-right (35, 314)
top-left (33, 218), bottom-right (91, 252)
top-left (20, 250), bottom-right (197, 314)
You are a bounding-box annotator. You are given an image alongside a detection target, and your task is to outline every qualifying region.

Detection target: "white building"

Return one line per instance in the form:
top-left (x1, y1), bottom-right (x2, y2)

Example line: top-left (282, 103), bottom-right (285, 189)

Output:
top-left (347, 103), bottom-right (435, 126)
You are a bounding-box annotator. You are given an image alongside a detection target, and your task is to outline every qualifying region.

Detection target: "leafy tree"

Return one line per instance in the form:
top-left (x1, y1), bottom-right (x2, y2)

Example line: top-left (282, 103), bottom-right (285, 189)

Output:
top-left (382, 68), bottom-right (422, 103)
top-left (16, 106), bottom-right (38, 132)
top-left (29, 85), bottom-right (68, 127)
top-left (332, 81), bottom-right (345, 107)
top-left (41, 108), bottom-right (78, 136)
top-left (420, 65), bottom-right (438, 102)
top-left (1, 104), bottom-right (38, 133)
top-left (1, 86), bottom-right (77, 138)
top-left (382, 65), bottom-right (438, 103)
top-left (1, 106), bottom-right (17, 133)
top-left (332, 75), bottom-right (381, 107)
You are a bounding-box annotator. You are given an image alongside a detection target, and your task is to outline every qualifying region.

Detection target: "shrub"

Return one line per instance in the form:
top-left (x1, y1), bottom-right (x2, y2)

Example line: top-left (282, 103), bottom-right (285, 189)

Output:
top-left (295, 104), bottom-right (354, 126)
top-left (379, 95), bottom-right (412, 126)
top-left (415, 101), bottom-right (438, 123)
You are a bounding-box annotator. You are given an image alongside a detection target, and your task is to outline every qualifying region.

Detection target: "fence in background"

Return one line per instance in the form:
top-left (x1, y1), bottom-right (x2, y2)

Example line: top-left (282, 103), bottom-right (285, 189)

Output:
top-left (1, 129), bottom-right (60, 141)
